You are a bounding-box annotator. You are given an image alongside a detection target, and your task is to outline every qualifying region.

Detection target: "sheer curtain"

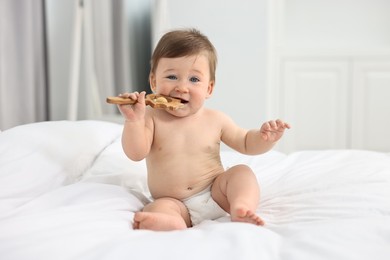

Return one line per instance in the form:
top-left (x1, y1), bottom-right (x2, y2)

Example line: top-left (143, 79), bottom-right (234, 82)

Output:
top-left (67, 0), bottom-right (132, 120)
top-left (46, 0), bottom-right (136, 122)
top-left (1, 0), bottom-right (150, 128)
top-left (0, 0), bottom-right (48, 130)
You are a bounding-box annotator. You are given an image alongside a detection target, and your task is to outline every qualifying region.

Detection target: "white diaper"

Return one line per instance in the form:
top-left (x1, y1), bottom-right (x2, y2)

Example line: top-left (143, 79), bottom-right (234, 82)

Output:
top-left (183, 185), bottom-right (228, 226)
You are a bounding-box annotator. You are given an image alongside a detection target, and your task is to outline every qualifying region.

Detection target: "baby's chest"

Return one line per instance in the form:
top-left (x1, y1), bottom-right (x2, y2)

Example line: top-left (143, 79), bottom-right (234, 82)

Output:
top-left (153, 122), bottom-right (221, 151)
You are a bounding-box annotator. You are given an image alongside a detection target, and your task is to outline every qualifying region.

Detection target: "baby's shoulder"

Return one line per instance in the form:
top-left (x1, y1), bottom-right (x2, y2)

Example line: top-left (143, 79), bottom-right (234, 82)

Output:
top-left (203, 108), bottom-right (231, 121)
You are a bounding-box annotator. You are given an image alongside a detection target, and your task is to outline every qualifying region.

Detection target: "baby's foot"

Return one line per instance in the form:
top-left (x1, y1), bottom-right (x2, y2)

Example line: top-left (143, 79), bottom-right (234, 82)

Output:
top-left (231, 208), bottom-right (265, 226)
top-left (133, 212), bottom-right (187, 231)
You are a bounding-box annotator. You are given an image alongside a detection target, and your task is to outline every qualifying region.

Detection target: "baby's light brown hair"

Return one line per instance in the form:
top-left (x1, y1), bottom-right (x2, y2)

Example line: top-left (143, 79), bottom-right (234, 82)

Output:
top-left (150, 28), bottom-right (218, 81)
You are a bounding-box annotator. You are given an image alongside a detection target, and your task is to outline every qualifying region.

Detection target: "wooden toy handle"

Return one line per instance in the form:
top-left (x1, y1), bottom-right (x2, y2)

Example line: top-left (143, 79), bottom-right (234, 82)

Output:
top-left (106, 96), bottom-right (137, 105)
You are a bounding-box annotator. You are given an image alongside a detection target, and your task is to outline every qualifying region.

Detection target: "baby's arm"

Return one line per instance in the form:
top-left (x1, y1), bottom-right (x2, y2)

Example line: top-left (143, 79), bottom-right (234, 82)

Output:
top-left (118, 91), bottom-right (153, 161)
top-left (221, 113), bottom-right (290, 155)
top-left (245, 119), bottom-right (290, 154)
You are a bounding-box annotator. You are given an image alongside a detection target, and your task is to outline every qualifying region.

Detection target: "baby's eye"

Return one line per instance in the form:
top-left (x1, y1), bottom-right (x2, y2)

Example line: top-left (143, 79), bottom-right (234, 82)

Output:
top-left (167, 75), bottom-right (177, 80)
top-left (189, 77), bottom-right (200, 83)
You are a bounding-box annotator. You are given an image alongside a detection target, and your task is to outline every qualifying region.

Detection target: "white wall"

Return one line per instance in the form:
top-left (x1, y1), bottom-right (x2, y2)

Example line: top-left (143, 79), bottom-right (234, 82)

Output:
top-left (283, 0), bottom-right (390, 50)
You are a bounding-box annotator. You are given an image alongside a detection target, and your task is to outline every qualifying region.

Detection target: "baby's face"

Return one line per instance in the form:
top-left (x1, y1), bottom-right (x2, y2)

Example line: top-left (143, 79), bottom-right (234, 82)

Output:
top-left (150, 54), bottom-right (215, 117)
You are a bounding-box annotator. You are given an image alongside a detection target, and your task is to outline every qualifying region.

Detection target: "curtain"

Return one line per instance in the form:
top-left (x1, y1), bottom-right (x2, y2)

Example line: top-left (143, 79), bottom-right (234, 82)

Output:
top-left (67, 0), bottom-right (132, 120)
top-left (47, 0), bottom-right (134, 121)
top-left (0, 0), bottom-right (48, 130)
top-left (1, 0), bottom-right (150, 126)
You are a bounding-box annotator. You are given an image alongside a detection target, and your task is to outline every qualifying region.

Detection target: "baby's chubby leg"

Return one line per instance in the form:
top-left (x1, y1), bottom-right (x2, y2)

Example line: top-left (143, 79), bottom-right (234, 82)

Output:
top-left (133, 197), bottom-right (191, 231)
top-left (211, 165), bottom-right (265, 226)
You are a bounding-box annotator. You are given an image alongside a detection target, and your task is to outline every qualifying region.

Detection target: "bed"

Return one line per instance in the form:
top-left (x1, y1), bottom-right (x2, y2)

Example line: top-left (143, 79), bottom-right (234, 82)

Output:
top-left (1, 120), bottom-right (389, 260)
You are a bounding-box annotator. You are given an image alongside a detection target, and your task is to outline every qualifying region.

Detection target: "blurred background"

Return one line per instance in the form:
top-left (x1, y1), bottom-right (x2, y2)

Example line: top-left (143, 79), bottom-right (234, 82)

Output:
top-left (1, 0), bottom-right (389, 153)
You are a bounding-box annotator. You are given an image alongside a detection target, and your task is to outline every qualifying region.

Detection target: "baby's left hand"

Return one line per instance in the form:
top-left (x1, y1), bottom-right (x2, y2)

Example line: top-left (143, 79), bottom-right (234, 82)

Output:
top-left (260, 119), bottom-right (290, 142)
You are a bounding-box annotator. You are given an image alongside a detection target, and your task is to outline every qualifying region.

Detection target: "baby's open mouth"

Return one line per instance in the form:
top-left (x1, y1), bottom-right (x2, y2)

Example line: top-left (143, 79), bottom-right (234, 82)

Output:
top-left (176, 98), bottom-right (189, 104)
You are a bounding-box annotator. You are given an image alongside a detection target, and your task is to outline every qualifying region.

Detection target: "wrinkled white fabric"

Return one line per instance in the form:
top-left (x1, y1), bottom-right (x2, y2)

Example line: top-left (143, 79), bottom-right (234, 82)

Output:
top-left (1, 120), bottom-right (390, 260)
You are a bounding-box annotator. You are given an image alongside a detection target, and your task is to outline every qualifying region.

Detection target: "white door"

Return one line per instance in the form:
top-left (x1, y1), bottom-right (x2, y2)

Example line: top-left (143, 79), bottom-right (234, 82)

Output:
top-left (351, 60), bottom-right (390, 152)
top-left (278, 60), bottom-right (349, 152)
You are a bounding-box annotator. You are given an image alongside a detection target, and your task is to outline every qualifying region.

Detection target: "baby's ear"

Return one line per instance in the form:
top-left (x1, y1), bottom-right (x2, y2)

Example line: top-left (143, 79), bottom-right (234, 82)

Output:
top-left (206, 81), bottom-right (215, 98)
top-left (149, 73), bottom-right (157, 92)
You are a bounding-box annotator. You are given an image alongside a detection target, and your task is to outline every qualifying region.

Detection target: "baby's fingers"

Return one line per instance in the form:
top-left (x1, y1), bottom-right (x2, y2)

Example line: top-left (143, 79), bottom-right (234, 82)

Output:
top-left (118, 91), bottom-right (146, 105)
top-left (261, 121), bottom-right (272, 131)
top-left (137, 91), bottom-right (146, 104)
top-left (276, 119), bottom-right (291, 129)
top-left (128, 91), bottom-right (140, 101)
top-left (264, 120), bottom-right (280, 130)
top-left (269, 120), bottom-right (278, 129)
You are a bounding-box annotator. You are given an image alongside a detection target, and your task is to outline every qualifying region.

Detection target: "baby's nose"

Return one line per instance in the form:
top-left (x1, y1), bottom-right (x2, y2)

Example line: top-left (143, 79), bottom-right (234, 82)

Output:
top-left (175, 85), bottom-right (189, 93)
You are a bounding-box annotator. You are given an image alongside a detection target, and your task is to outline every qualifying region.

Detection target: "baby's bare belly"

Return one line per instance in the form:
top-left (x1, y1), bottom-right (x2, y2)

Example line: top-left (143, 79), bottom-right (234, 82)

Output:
top-left (146, 156), bottom-right (225, 200)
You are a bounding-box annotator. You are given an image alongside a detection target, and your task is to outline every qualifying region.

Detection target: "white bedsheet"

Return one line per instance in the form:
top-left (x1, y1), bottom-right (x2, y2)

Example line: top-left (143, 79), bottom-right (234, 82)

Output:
top-left (0, 120), bottom-right (389, 260)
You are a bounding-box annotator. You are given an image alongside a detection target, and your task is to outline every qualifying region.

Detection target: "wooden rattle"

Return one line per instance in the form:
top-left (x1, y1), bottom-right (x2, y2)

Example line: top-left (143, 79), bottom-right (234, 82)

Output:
top-left (106, 94), bottom-right (184, 111)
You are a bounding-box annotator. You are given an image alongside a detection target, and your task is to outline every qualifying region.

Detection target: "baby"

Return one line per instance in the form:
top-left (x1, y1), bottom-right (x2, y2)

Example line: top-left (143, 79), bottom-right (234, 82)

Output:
top-left (117, 28), bottom-right (290, 231)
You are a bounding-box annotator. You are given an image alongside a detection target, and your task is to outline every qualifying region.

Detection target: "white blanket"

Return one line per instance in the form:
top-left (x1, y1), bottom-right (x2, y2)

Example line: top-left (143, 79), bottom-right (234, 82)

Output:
top-left (0, 120), bottom-right (389, 260)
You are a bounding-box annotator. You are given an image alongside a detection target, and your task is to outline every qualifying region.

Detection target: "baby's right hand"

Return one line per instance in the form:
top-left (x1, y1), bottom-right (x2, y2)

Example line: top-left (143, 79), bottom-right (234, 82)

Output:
top-left (117, 91), bottom-right (146, 122)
